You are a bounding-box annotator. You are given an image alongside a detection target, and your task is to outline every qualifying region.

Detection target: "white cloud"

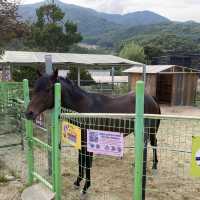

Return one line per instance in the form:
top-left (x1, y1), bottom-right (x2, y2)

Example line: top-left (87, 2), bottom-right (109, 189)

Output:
top-left (21, 0), bottom-right (200, 22)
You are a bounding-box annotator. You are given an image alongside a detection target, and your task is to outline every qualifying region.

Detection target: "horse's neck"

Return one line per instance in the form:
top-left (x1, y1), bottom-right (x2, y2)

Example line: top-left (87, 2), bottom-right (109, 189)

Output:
top-left (61, 82), bottom-right (92, 112)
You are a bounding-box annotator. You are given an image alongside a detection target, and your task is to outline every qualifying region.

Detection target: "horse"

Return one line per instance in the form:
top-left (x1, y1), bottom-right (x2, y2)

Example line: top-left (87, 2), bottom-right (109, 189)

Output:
top-left (25, 69), bottom-right (161, 197)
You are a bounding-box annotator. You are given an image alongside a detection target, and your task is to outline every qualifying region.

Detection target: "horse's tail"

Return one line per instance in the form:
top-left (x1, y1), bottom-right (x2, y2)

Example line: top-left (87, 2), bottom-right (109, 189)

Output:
top-left (152, 96), bottom-right (161, 132)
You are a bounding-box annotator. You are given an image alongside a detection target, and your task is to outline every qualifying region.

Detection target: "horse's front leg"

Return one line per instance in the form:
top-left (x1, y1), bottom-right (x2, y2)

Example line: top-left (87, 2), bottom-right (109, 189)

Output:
top-left (74, 149), bottom-right (85, 188)
top-left (82, 151), bottom-right (93, 195)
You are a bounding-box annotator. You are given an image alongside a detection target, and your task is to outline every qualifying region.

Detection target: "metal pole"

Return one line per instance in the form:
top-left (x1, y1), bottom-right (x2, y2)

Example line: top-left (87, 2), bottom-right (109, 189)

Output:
top-left (2, 64), bottom-right (6, 81)
top-left (53, 83), bottom-right (61, 200)
top-left (142, 64), bottom-right (146, 87)
top-left (77, 66), bottom-right (80, 86)
top-left (111, 66), bottom-right (115, 91)
top-left (45, 55), bottom-right (53, 75)
top-left (142, 127), bottom-right (148, 200)
top-left (134, 80), bottom-right (144, 200)
top-left (45, 55), bottom-right (53, 176)
top-left (23, 79), bottom-right (34, 185)
top-left (142, 64), bottom-right (148, 200)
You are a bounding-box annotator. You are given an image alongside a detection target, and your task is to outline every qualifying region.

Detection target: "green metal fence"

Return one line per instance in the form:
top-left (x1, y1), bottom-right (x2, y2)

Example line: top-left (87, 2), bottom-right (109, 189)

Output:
top-left (0, 81), bottom-right (26, 199)
top-left (60, 104), bottom-right (200, 199)
top-left (60, 112), bottom-right (135, 200)
top-left (0, 81), bottom-right (25, 148)
top-left (142, 114), bottom-right (200, 200)
top-left (23, 80), bottom-right (62, 200)
top-left (24, 80), bottom-right (200, 200)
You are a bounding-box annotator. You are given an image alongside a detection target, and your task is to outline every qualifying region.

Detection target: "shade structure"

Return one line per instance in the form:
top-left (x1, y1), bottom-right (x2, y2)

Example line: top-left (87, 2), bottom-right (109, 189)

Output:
top-left (0, 51), bottom-right (142, 67)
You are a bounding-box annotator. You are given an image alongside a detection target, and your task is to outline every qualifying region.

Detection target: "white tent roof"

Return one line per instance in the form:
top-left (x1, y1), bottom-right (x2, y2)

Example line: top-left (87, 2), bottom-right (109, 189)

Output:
top-left (0, 51), bottom-right (142, 67)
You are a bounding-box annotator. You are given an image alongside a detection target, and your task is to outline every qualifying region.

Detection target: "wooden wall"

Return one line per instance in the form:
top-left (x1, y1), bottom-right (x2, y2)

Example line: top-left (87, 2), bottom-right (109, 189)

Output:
top-left (156, 74), bottom-right (172, 104)
top-left (128, 73), bottom-right (157, 97)
top-left (145, 74), bottom-right (157, 97)
top-left (128, 74), bottom-right (141, 91)
top-left (128, 72), bottom-right (198, 106)
top-left (171, 74), bottom-right (198, 105)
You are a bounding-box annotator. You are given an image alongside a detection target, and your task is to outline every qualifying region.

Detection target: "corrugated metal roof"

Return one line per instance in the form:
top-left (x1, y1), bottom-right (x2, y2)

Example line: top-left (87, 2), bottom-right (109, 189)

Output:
top-left (0, 51), bottom-right (142, 66)
top-left (123, 65), bottom-right (176, 73)
top-left (93, 76), bottom-right (128, 83)
top-left (123, 65), bottom-right (200, 73)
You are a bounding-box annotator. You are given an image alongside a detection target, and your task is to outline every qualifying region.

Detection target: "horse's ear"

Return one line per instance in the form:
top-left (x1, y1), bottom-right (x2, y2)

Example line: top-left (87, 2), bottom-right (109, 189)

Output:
top-left (51, 68), bottom-right (58, 82)
top-left (36, 69), bottom-right (42, 77)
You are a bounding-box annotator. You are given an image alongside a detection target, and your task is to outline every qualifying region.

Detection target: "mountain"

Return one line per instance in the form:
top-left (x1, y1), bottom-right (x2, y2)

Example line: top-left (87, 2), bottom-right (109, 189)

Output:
top-left (18, 0), bottom-right (170, 36)
top-left (84, 21), bottom-right (200, 49)
top-left (98, 10), bottom-right (169, 26)
top-left (18, 1), bottom-right (200, 50)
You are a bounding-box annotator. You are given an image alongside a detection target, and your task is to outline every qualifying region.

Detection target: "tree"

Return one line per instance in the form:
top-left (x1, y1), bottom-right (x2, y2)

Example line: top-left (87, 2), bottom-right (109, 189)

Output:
top-left (12, 65), bottom-right (38, 87)
top-left (67, 67), bottom-right (94, 85)
top-left (0, 0), bottom-right (28, 54)
top-left (27, 4), bottom-right (82, 52)
top-left (119, 42), bottom-right (146, 63)
top-left (141, 33), bottom-right (200, 55)
top-left (143, 45), bottom-right (163, 64)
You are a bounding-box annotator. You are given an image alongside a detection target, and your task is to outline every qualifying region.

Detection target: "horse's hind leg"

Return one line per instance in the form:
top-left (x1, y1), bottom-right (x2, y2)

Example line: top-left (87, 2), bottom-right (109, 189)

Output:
top-left (74, 149), bottom-right (85, 188)
top-left (150, 133), bottom-right (158, 170)
top-left (82, 151), bottom-right (93, 194)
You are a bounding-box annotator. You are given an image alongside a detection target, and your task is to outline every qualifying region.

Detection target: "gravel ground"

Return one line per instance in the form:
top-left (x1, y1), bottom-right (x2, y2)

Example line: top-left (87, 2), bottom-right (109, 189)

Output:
top-left (1, 106), bottom-right (200, 200)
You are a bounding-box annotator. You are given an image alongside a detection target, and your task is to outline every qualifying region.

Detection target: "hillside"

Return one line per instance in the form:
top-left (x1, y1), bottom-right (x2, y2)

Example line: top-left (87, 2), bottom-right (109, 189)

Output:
top-left (18, 0), bottom-right (169, 37)
top-left (84, 21), bottom-right (200, 49)
top-left (18, 0), bottom-right (200, 51)
top-left (98, 10), bottom-right (169, 26)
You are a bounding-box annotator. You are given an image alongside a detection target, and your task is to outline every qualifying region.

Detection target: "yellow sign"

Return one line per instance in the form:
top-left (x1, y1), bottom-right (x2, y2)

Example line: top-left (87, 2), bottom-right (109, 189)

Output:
top-left (190, 136), bottom-right (200, 177)
top-left (62, 121), bottom-right (81, 150)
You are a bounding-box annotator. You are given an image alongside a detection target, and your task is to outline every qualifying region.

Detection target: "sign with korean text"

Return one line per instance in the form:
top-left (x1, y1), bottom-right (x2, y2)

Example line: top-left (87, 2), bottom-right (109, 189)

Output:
top-left (62, 121), bottom-right (81, 150)
top-left (190, 136), bottom-right (200, 177)
top-left (87, 129), bottom-right (124, 157)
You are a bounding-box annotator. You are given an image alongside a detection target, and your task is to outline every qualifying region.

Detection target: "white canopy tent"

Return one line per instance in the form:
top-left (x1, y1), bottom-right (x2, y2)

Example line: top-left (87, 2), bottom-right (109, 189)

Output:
top-left (0, 50), bottom-right (143, 85)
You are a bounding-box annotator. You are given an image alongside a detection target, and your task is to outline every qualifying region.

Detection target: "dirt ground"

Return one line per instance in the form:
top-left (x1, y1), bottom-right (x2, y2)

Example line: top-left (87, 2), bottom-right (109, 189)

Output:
top-left (1, 106), bottom-right (200, 200)
top-left (161, 105), bottom-right (200, 116)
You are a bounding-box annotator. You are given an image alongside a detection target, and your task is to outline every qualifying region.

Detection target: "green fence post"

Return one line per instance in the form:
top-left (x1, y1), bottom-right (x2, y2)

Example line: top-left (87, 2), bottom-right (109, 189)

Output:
top-left (53, 83), bottom-right (61, 200)
top-left (134, 81), bottom-right (144, 200)
top-left (23, 79), bottom-right (34, 185)
top-left (51, 110), bottom-right (55, 192)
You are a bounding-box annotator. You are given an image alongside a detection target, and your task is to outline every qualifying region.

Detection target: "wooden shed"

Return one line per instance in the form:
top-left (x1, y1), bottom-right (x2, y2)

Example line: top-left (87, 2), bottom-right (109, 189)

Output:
top-left (124, 65), bottom-right (199, 106)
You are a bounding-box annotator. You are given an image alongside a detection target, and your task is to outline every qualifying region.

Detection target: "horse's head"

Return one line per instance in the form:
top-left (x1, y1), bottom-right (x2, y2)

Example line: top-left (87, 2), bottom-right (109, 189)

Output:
top-left (25, 69), bottom-right (58, 120)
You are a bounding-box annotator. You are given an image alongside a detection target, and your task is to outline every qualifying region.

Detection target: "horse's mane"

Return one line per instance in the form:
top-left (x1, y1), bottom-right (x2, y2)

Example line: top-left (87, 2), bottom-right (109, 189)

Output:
top-left (58, 76), bottom-right (89, 98)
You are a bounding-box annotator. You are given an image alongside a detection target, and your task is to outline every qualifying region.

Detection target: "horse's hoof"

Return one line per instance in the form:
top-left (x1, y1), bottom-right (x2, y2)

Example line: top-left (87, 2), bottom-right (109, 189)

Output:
top-left (152, 169), bottom-right (158, 176)
top-left (74, 184), bottom-right (80, 190)
top-left (80, 190), bottom-right (88, 200)
top-left (74, 181), bottom-right (80, 190)
top-left (152, 164), bottom-right (157, 170)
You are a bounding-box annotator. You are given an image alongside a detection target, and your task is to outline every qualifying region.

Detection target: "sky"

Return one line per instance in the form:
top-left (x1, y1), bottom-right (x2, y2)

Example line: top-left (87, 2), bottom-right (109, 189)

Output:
top-left (21, 0), bottom-right (200, 22)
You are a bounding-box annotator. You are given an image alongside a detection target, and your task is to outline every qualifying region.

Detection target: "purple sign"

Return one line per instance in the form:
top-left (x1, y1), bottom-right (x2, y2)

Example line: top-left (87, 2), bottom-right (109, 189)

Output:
top-left (87, 129), bottom-right (124, 157)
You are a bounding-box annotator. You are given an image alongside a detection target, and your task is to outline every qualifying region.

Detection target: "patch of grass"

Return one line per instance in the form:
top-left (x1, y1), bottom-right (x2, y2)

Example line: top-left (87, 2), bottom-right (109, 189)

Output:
top-left (0, 175), bottom-right (8, 183)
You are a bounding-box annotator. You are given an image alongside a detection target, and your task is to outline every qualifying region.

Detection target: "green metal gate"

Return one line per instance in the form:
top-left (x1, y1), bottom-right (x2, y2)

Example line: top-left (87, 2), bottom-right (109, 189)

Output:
top-left (23, 80), bottom-right (62, 200)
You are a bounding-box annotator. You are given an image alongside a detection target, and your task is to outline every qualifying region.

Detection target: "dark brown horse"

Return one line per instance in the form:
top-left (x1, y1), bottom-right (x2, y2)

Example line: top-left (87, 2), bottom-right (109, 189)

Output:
top-left (25, 69), bottom-right (161, 197)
